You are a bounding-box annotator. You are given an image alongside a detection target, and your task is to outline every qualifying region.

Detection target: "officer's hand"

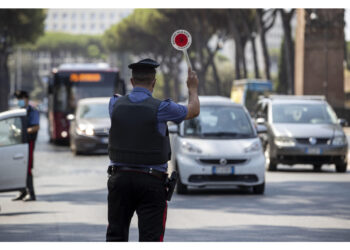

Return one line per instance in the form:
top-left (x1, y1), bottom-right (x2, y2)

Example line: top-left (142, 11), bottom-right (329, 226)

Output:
top-left (187, 67), bottom-right (198, 91)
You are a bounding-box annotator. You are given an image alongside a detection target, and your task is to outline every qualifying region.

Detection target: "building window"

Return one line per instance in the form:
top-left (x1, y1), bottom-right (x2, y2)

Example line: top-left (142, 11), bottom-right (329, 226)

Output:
top-left (100, 23), bottom-right (105, 29)
top-left (100, 13), bottom-right (105, 19)
top-left (53, 23), bottom-right (58, 30)
top-left (62, 12), bottom-right (67, 19)
top-left (110, 12), bottom-right (115, 19)
top-left (90, 24), bottom-right (95, 30)
top-left (71, 13), bottom-right (76, 19)
top-left (81, 13), bottom-right (85, 19)
top-left (90, 13), bottom-right (95, 19)
top-left (53, 12), bottom-right (57, 19)
top-left (71, 24), bottom-right (76, 30)
top-left (81, 24), bottom-right (85, 30)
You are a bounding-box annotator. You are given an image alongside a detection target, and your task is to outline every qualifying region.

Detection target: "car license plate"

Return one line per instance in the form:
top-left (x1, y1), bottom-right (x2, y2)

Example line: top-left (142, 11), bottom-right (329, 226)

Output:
top-left (101, 137), bottom-right (109, 144)
top-left (305, 147), bottom-right (322, 155)
top-left (212, 166), bottom-right (235, 175)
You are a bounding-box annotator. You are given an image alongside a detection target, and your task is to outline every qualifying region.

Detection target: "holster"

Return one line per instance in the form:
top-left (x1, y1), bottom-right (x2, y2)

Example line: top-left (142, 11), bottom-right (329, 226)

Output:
top-left (164, 171), bottom-right (177, 201)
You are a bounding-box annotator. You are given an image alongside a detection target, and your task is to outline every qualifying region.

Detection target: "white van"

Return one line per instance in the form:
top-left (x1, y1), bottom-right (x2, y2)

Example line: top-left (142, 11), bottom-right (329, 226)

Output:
top-left (168, 96), bottom-right (265, 194)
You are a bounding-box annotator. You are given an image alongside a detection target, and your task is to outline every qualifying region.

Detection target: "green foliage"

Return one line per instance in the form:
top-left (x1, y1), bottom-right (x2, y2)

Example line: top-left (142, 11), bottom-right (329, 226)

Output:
top-left (0, 9), bottom-right (46, 50)
top-left (30, 32), bottom-right (106, 59)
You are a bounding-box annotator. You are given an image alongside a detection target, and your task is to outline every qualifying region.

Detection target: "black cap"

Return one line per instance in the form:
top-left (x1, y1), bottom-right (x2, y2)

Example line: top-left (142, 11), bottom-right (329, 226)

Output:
top-left (14, 90), bottom-right (29, 99)
top-left (128, 58), bottom-right (160, 70)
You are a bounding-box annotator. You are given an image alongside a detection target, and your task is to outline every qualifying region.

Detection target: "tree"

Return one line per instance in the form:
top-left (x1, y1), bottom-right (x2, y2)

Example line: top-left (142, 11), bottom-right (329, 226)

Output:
top-left (256, 9), bottom-right (278, 80)
top-left (278, 9), bottom-right (295, 94)
top-left (0, 9), bottom-right (46, 112)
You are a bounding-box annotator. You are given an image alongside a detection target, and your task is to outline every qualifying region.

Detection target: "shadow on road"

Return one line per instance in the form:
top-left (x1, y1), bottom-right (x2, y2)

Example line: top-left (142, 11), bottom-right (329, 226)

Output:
top-left (171, 181), bottom-right (350, 219)
top-left (37, 188), bottom-right (107, 205)
top-left (164, 225), bottom-right (350, 241)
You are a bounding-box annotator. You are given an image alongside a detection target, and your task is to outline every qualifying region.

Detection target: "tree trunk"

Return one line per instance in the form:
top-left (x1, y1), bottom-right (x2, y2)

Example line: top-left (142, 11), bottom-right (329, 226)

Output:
top-left (251, 36), bottom-right (260, 78)
top-left (0, 52), bottom-right (10, 112)
top-left (280, 10), bottom-right (295, 94)
top-left (256, 10), bottom-right (272, 80)
top-left (235, 45), bottom-right (241, 79)
top-left (242, 40), bottom-right (248, 78)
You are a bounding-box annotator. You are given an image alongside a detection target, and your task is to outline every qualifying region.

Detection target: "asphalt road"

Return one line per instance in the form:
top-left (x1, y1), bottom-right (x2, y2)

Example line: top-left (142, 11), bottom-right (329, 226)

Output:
top-left (1, 114), bottom-right (350, 242)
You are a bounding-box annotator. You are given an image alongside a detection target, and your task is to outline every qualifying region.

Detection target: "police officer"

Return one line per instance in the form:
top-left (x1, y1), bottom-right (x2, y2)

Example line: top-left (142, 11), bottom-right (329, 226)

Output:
top-left (12, 90), bottom-right (40, 202)
top-left (106, 58), bottom-right (199, 242)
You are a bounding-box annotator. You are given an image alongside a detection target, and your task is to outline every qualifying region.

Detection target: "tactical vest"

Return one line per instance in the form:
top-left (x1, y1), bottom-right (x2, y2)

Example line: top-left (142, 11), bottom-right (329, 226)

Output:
top-left (108, 95), bottom-right (171, 165)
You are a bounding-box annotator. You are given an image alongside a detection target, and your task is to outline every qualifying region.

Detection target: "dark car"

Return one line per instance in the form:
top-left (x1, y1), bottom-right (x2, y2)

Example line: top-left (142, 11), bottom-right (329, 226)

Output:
top-left (254, 95), bottom-right (348, 172)
top-left (68, 97), bottom-right (110, 155)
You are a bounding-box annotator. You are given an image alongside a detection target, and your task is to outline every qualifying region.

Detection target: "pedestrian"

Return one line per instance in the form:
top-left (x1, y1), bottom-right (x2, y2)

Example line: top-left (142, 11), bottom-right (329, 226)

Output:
top-left (12, 90), bottom-right (39, 202)
top-left (106, 58), bottom-right (199, 242)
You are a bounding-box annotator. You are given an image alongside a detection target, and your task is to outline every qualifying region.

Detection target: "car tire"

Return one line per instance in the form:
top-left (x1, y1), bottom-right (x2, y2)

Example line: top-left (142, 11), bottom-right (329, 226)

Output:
top-left (336, 163), bottom-right (347, 173)
top-left (265, 144), bottom-right (277, 171)
top-left (313, 164), bottom-right (322, 172)
top-left (175, 164), bottom-right (188, 195)
top-left (253, 182), bottom-right (265, 195)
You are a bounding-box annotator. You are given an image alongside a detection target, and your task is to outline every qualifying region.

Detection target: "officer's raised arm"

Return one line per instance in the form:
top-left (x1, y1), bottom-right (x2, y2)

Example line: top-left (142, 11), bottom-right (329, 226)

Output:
top-left (185, 67), bottom-right (200, 120)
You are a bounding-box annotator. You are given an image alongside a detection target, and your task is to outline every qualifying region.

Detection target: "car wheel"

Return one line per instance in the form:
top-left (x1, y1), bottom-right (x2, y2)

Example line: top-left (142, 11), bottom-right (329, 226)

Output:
top-left (175, 164), bottom-right (188, 195)
top-left (265, 144), bottom-right (277, 171)
top-left (253, 182), bottom-right (265, 195)
top-left (336, 163), bottom-right (347, 173)
top-left (313, 164), bottom-right (322, 172)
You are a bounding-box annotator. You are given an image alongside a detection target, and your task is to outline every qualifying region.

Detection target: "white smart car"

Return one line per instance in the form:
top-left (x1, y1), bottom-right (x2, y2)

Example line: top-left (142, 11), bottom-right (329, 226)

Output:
top-left (168, 96), bottom-right (266, 194)
top-left (0, 109), bottom-right (28, 194)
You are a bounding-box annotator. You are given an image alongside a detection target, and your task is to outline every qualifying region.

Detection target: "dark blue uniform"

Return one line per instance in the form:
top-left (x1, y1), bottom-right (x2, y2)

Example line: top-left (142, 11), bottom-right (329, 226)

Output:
top-left (106, 87), bottom-right (187, 241)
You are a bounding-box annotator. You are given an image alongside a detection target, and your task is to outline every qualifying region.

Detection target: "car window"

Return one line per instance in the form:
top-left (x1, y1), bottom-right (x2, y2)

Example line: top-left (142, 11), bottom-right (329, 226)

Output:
top-left (272, 103), bottom-right (337, 124)
top-left (0, 117), bottom-right (23, 147)
top-left (184, 106), bottom-right (255, 139)
top-left (78, 103), bottom-right (109, 119)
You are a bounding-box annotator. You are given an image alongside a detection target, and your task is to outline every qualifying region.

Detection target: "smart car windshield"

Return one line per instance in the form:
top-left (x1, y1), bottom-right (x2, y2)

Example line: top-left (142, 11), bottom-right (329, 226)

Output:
top-left (184, 106), bottom-right (255, 138)
top-left (272, 103), bottom-right (338, 124)
top-left (78, 103), bottom-right (109, 119)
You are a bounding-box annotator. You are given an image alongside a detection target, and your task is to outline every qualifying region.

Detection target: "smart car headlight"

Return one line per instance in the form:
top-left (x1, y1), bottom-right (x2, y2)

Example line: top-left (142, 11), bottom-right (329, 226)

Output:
top-left (181, 141), bottom-right (202, 154)
top-left (244, 141), bottom-right (262, 153)
top-left (274, 136), bottom-right (296, 147)
top-left (332, 136), bottom-right (347, 146)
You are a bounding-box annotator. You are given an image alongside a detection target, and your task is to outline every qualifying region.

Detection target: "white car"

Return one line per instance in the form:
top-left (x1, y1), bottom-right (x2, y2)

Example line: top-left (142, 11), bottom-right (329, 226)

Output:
top-left (0, 109), bottom-right (28, 194)
top-left (168, 96), bottom-right (265, 194)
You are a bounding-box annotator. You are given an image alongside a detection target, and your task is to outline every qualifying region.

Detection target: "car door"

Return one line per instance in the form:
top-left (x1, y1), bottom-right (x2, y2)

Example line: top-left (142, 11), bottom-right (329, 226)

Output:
top-left (0, 110), bottom-right (28, 192)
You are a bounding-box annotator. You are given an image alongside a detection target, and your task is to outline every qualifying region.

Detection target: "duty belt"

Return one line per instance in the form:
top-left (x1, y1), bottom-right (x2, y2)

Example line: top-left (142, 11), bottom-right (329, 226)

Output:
top-left (107, 165), bottom-right (167, 180)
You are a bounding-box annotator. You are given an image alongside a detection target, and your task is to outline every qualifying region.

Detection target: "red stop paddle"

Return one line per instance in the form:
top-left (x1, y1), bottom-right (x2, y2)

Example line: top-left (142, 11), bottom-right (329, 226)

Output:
top-left (171, 30), bottom-right (192, 69)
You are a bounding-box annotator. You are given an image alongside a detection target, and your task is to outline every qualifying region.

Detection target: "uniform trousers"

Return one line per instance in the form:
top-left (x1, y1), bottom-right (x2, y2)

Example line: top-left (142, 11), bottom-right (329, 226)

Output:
top-left (19, 140), bottom-right (36, 198)
top-left (106, 170), bottom-right (168, 242)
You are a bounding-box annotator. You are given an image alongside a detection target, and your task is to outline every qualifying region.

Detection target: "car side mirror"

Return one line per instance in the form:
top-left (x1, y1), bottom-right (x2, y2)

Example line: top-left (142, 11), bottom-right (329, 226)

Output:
top-left (66, 114), bottom-right (75, 121)
top-left (256, 117), bottom-right (266, 125)
top-left (168, 124), bottom-right (179, 134)
top-left (338, 118), bottom-right (348, 127)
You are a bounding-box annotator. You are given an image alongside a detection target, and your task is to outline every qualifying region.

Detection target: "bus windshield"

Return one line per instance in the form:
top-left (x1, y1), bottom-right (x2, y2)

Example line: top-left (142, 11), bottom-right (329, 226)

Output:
top-left (53, 72), bottom-right (117, 113)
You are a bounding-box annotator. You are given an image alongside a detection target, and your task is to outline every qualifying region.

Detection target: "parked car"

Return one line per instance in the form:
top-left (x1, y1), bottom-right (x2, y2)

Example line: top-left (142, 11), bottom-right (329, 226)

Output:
top-left (168, 96), bottom-right (266, 195)
top-left (0, 109), bottom-right (28, 193)
top-left (254, 95), bottom-right (348, 172)
top-left (68, 97), bottom-right (110, 155)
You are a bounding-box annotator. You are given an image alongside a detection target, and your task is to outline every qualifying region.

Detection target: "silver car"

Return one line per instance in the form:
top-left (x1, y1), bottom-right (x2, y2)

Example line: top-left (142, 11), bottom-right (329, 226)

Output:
top-left (68, 97), bottom-right (110, 155)
top-left (255, 95), bottom-right (348, 172)
top-left (168, 96), bottom-right (266, 194)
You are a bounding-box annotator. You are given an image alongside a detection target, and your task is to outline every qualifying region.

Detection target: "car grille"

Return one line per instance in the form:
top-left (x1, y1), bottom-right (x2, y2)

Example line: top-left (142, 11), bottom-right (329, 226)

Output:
top-left (93, 128), bottom-right (109, 137)
top-left (295, 138), bottom-right (331, 145)
top-left (199, 158), bottom-right (247, 165)
top-left (189, 174), bottom-right (258, 183)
